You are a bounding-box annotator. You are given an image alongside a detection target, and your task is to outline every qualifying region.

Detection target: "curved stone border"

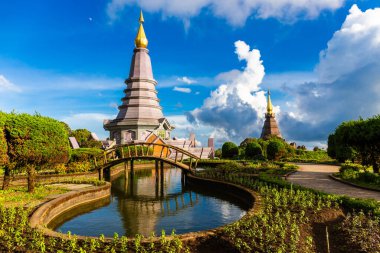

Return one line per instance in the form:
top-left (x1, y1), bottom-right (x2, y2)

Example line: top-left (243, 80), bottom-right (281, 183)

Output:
top-left (29, 182), bottom-right (111, 240)
top-left (29, 174), bottom-right (261, 243)
top-left (329, 174), bottom-right (380, 193)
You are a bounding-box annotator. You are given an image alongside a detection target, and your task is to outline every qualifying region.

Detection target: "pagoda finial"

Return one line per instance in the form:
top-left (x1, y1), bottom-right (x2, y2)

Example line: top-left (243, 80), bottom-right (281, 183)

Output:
top-left (267, 89), bottom-right (274, 115)
top-left (135, 10), bottom-right (148, 48)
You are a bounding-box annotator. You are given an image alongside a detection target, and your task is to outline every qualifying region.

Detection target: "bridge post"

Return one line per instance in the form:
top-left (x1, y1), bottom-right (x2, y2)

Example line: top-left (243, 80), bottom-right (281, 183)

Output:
top-left (155, 160), bottom-right (159, 198)
top-left (181, 170), bottom-right (186, 186)
top-left (155, 160), bottom-right (159, 171)
top-left (99, 168), bottom-right (104, 181)
top-left (124, 161), bottom-right (128, 179)
top-left (130, 159), bottom-right (134, 172)
top-left (160, 161), bottom-right (164, 197)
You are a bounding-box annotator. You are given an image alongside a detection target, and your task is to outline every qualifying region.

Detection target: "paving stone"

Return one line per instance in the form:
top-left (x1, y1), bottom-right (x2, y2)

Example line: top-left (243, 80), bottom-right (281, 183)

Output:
top-left (287, 164), bottom-right (380, 201)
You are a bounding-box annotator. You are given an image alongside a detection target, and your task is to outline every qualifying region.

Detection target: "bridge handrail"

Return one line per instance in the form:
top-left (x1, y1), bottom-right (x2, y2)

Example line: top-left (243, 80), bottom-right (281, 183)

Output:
top-left (106, 142), bottom-right (200, 160)
top-left (95, 142), bottom-right (200, 172)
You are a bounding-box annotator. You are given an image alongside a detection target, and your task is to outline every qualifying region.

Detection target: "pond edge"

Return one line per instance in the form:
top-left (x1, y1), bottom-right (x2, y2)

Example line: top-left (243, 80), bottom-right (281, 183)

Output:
top-left (29, 173), bottom-right (262, 243)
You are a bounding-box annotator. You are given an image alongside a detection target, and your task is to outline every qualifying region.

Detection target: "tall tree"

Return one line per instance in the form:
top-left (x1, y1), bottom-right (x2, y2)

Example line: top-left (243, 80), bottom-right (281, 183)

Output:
top-left (328, 115), bottom-right (380, 173)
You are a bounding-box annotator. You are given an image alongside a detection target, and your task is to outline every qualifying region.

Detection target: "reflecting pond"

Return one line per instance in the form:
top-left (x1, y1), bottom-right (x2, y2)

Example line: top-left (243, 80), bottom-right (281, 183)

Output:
top-left (51, 167), bottom-right (247, 237)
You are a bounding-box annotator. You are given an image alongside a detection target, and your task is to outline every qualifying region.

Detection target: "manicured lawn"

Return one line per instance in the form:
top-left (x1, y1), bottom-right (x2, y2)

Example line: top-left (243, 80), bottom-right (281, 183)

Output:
top-left (0, 185), bottom-right (68, 207)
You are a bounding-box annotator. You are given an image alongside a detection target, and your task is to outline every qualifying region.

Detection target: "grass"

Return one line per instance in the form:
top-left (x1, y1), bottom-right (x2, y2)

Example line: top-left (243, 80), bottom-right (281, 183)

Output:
top-left (0, 185), bottom-right (68, 208)
top-left (335, 172), bottom-right (380, 191)
top-left (0, 162), bottom-right (379, 252)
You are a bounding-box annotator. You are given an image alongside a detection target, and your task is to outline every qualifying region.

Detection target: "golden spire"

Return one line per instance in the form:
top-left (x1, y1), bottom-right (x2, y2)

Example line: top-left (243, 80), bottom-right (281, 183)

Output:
top-left (267, 89), bottom-right (274, 115)
top-left (135, 10), bottom-right (148, 48)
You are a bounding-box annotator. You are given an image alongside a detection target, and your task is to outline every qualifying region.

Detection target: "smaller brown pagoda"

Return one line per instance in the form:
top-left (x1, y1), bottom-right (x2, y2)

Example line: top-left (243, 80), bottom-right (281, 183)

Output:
top-left (260, 90), bottom-right (282, 140)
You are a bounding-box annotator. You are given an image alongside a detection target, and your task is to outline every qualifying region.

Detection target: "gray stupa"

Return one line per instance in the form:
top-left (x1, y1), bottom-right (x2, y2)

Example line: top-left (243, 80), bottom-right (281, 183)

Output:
top-left (104, 11), bottom-right (173, 144)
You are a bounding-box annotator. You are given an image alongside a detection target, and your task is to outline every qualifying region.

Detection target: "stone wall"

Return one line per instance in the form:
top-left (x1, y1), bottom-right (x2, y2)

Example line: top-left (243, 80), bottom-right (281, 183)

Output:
top-left (29, 182), bottom-right (111, 240)
top-left (28, 173), bottom-right (261, 243)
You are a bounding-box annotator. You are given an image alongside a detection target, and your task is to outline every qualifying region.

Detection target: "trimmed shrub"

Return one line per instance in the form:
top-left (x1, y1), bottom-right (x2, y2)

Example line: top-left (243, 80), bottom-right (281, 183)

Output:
top-left (214, 149), bottom-right (222, 158)
top-left (71, 129), bottom-right (102, 148)
top-left (4, 113), bottom-right (70, 192)
top-left (340, 161), bottom-right (366, 173)
top-left (267, 139), bottom-right (286, 160)
top-left (239, 138), bottom-right (257, 148)
top-left (70, 148), bottom-right (103, 162)
top-left (0, 112), bottom-right (8, 167)
top-left (245, 142), bottom-right (263, 158)
top-left (54, 163), bottom-right (67, 174)
top-left (222, 142), bottom-right (239, 159)
top-left (67, 161), bottom-right (92, 173)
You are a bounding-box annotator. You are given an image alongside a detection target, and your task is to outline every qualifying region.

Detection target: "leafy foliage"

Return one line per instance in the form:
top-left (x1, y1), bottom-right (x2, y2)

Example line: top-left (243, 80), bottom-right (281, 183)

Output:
top-left (0, 112), bottom-right (8, 167)
top-left (328, 115), bottom-right (380, 173)
top-left (222, 142), bottom-right (239, 159)
top-left (245, 142), bottom-right (263, 158)
top-left (266, 139), bottom-right (286, 160)
top-left (71, 129), bottom-right (102, 149)
top-left (70, 148), bottom-right (103, 162)
top-left (339, 161), bottom-right (367, 173)
top-left (340, 212), bottom-right (380, 252)
top-left (3, 113), bottom-right (70, 192)
top-left (5, 113), bottom-right (70, 165)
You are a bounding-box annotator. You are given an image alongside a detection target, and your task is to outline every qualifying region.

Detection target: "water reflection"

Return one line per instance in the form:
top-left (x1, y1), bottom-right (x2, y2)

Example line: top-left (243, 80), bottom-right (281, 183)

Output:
top-left (54, 167), bottom-right (247, 237)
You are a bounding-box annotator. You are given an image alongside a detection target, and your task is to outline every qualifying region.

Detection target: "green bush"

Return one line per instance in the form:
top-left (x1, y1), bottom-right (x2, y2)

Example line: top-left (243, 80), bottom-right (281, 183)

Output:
top-left (71, 129), bottom-right (102, 148)
top-left (340, 168), bottom-right (360, 180)
top-left (239, 138), bottom-right (258, 148)
top-left (216, 161), bottom-right (240, 173)
top-left (4, 113), bottom-right (71, 192)
top-left (214, 148), bottom-right (222, 158)
top-left (245, 142), bottom-right (263, 158)
top-left (340, 161), bottom-right (366, 173)
top-left (70, 148), bottom-right (103, 162)
top-left (53, 163), bottom-right (67, 174)
top-left (67, 161), bottom-right (92, 173)
top-left (222, 142), bottom-right (239, 159)
top-left (0, 112), bottom-right (8, 167)
top-left (266, 139), bottom-right (285, 160)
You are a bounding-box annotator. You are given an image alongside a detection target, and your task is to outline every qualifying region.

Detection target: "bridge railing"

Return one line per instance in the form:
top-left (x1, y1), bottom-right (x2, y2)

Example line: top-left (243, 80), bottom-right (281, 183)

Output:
top-left (94, 142), bottom-right (200, 171)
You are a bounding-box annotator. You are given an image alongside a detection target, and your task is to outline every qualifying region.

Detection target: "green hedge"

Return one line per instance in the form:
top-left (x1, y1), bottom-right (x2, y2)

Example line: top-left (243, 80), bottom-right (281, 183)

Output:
top-left (71, 129), bottom-right (102, 148)
top-left (0, 112), bottom-right (8, 167)
top-left (5, 113), bottom-right (70, 165)
top-left (70, 148), bottom-right (103, 162)
top-left (3, 113), bottom-right (70, 192)
top-left (266, 139), bottom-right (285, 160)
top-left (340, 161), bottom-right (367, 173)
top-left (222, 142), bottom-right (239, 159)
top-left (245, 142), bottom-right (263, 158)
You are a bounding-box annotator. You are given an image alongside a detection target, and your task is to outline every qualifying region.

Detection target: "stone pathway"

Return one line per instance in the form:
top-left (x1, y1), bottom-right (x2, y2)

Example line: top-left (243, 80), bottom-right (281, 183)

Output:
top-left (49, 183), bottom-right (94, 191)
top-left (287, 163), bottom-right (380, 201)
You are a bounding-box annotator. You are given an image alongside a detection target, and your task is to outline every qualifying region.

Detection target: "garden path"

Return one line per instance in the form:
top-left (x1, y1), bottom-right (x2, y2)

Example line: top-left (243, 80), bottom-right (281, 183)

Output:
top-left (287, 163), bottom-right (380, 201)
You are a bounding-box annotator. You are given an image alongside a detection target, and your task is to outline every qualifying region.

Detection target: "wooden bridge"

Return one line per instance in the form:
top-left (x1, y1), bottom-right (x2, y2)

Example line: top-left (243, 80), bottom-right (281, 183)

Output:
top-left (94, 142), bottom-right (200, 180)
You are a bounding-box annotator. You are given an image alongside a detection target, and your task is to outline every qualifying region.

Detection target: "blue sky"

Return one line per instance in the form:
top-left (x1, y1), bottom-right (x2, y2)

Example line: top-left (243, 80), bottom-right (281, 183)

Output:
top-left (1, 0), bottom-right (380, 148)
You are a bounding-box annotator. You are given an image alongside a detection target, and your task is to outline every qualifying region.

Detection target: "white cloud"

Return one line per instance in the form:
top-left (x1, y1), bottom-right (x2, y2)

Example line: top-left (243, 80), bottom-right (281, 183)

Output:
top-left (215, 69), bottom-right (241, 83)
top-left (106, 0), bottom-right (345, 26)
top-left (280, 5), bottom-right (380, 142)
top-left (176, 76), bottom-right (197, 84)
top-left (173, 86), bottom-right (192, 93)
top-left (187, 40), bottom-right (272, 143)
top-left (0, 75), bottom-right (21, 92)
top-left (61, 113), bottom-right (116, 139)
top-left (317, 4), bottom-right (380, 83)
